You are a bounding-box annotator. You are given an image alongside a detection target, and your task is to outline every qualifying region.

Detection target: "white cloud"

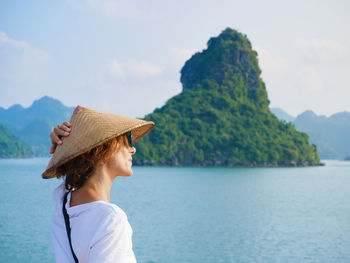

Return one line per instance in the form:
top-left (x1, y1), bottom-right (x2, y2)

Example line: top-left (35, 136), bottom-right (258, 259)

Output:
top-left (0, 31), bottom-right (50, 83)
top-left (254, 45), bottom-right (288, 71)
top-left (296, 66), bottom-right (323, 92)
top-left (0, 31), bottom-right (51, 109)
top-left (0, 32), bottom-right (28, 48)
top-left (126, 59), bottom-right (162, 77)
top-left (252, 45), bottom-right (290, 107)
top-left (66, 0), bottom-right (139, 19)
top-left (87, 0), bottom-right (138, 18)
top-left (171, 47), bottom-right (199, 63)
top-left (106, 58), bottom-right (162, 80)
top-left (295, 38), bottom-right (347, 60)
top-left (106, 59), bottom-right (126, 80)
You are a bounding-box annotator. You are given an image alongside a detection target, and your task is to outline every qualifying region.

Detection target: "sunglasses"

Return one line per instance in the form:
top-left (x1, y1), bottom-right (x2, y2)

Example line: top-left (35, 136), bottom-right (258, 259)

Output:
top-left (126, 131), bottom-right (134, 148)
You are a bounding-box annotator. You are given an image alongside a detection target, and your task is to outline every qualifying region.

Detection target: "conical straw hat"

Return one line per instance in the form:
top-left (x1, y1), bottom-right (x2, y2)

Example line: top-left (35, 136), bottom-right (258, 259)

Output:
top-left (42, 106), bottom-right (155, 179)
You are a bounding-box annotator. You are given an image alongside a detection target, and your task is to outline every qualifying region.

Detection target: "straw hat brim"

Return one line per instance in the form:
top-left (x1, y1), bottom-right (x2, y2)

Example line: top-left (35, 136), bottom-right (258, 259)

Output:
top-left (42, 107), bottom-right (154, 179)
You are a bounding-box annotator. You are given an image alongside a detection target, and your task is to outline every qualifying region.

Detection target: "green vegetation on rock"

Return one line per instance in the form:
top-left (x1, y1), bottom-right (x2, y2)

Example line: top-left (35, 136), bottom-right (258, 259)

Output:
top-left (133, 28), bottom-right (320, 166)
top-left (0, 123), bottom-right (33, 158)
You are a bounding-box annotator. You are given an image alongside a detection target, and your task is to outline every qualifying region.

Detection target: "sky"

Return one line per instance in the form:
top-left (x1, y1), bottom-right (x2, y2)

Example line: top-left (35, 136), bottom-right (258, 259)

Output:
top-left (0, 0), bottom-right (349, 118)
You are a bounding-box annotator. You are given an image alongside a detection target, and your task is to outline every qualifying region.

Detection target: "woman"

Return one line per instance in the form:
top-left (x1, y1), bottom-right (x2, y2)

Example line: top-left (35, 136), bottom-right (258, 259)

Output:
top-left (42, 105), bottom-right (155, 263)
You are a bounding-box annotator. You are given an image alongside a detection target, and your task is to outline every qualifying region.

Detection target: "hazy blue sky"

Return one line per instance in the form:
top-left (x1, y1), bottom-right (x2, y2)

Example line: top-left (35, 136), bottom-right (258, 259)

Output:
top-left (0, 0), bottom-right (349, 117)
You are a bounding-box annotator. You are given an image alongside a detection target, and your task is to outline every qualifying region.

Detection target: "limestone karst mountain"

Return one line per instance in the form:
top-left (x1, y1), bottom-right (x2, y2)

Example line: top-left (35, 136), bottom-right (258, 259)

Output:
top-left (133, 28), bottom-right (320, 166)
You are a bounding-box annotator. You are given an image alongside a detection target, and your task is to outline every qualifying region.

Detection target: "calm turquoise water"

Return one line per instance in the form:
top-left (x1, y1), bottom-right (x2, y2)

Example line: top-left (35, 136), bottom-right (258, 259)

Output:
top-left (0, 159), bottom-right (349, 263)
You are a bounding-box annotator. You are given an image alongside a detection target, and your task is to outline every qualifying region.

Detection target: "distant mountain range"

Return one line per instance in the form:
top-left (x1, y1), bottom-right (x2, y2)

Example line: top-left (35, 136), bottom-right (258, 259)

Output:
top-left (0, 96), bottom-right (74, 157)
top-left (1, 98), bottom-right (348, 160)
top-left (270, 108), bottom-right (295, 122)
top-left (271, 108), bottom-right (350, 159)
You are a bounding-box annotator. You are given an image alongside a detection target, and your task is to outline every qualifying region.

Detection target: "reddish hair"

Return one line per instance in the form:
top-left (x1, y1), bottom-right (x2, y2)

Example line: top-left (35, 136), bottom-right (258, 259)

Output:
top-left (56, 134), bottom-right (129, 190)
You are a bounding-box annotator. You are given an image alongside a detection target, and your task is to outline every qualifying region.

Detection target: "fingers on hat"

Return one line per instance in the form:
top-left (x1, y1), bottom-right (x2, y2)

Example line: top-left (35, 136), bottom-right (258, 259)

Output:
top-left (49, 144), bottom-right (57, 154)
top-left (63, 121), bottom-right (72, 128)
top-left (53, 126), bottom-right (70, 137)
top-left (57, 123), bottom-right (71, 132)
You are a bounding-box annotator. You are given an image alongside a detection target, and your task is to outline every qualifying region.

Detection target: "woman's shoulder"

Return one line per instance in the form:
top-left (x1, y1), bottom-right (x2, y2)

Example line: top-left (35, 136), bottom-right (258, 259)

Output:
top-left (93, 203), bottom-right (131, 234)
top-left (92, 201), bottom-right (127, 220)
top-left (68, 197), bottom-right (128, 226)
top-left (70, 200), bottom-right (130, 238)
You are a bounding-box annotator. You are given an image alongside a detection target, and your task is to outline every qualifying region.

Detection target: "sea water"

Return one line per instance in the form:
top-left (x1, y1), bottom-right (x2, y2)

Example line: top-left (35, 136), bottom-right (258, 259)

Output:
top-left (0, 159), bottom-right (349, 263)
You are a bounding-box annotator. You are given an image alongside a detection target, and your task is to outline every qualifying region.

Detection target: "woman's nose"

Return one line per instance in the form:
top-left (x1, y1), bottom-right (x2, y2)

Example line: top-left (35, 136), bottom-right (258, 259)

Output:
top-left (130, 146), bottom-right (136, 155)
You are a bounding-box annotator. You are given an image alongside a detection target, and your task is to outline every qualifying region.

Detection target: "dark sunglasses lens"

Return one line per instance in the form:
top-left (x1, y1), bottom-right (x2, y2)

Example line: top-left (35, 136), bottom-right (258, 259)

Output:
top-left (126, 132), bottom-right (133, 147)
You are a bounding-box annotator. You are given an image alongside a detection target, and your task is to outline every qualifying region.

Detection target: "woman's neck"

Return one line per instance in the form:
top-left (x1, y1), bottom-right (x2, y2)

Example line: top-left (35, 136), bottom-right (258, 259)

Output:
top-left (70, 164), bottom-right (115, 207)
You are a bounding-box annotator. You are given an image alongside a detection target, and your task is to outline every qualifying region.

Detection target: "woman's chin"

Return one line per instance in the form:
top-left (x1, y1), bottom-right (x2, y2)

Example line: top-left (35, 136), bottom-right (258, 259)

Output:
top-left (119, 170), bottom-right (133, 177)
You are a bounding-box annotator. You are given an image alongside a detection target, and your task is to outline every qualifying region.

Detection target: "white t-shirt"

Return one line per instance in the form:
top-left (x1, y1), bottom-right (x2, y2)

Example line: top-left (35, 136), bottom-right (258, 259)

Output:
top-left (51, 183), bottom-right (137, 263)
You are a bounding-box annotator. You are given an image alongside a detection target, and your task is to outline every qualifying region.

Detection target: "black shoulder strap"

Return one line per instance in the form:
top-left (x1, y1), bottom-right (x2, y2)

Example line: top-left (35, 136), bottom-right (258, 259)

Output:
top-left (63, 191), bottom-right (79, 263)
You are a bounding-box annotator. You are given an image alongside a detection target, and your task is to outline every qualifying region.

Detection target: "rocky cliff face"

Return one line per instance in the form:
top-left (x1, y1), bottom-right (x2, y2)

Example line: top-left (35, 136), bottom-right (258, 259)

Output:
top-left (181, 29), bottom-right (261, 91)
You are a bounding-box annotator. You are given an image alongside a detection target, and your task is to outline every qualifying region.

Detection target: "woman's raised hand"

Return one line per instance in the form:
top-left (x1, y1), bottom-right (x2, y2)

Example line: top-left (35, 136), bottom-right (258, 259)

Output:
top-left (49, 121), bottom-right (72, 154)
